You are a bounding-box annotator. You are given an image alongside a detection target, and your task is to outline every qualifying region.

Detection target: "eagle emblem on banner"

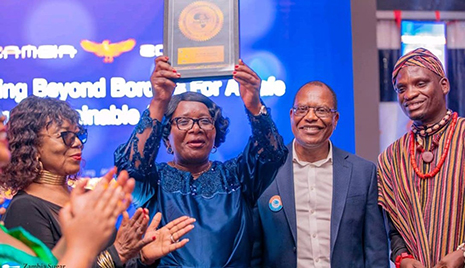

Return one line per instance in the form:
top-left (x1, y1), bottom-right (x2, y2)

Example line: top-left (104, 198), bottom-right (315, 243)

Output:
top-left (81, 39), bottom-right (136, 63)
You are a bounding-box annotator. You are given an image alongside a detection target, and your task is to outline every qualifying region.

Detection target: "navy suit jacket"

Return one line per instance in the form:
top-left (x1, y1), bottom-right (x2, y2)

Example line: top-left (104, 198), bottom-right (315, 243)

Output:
top-left (252, 143), bottom-right (389, 268)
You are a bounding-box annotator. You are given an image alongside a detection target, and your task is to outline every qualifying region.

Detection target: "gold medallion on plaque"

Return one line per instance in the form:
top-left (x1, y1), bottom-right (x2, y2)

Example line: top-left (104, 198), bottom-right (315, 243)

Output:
top-left (178, 1), bottom-right (224, 42)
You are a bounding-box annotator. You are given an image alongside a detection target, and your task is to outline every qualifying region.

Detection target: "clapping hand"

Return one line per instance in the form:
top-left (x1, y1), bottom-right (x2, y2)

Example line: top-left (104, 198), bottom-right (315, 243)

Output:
top-left (139, 212), bottom-right (196, 265)
top-left (60, 168), bottom-right (135, 257)
top-left (0, 196), bottom-right (6, 215)
top-left (114, 208), bottom-right (156, 263)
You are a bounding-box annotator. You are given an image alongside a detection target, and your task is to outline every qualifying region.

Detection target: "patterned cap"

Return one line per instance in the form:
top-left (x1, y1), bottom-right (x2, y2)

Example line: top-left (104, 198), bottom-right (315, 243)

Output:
top-left (392, 47), bottom-right (445, 86)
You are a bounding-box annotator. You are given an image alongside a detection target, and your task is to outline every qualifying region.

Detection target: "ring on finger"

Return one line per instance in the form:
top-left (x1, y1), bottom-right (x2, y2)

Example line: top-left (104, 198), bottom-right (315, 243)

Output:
top-left (170, 235), bottom-right (178, 243)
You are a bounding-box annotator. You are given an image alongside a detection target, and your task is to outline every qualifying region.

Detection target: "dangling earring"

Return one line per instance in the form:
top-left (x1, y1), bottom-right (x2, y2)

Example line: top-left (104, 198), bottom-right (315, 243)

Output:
top-left (211, 146), bottom-right (217, 154)
top-left (36, 155), bottom-right (43, 171)
top-left (166, 146), bottom-right (174, 154)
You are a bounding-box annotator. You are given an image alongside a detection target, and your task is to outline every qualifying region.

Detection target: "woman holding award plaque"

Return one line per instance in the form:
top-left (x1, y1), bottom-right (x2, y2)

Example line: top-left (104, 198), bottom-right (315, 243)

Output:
top-left (115, 56), bottom-right (287, 266)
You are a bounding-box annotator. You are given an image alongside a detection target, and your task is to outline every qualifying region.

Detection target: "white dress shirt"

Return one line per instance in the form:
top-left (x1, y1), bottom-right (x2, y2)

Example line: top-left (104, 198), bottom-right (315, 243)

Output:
top-left (293, 140), bottom-right (333, 268)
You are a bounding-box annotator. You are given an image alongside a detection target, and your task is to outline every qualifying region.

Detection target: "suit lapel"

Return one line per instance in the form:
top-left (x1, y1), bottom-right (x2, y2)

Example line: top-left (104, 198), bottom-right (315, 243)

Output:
top-left (330, 146), bottom-right (352, 255)
top-left (276, 144), bottom-right (297, 244)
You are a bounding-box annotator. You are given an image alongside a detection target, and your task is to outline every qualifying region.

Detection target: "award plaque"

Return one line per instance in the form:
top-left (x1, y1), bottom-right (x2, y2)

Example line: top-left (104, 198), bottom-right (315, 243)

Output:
top-left (164, 0), bottom-right (239, 81)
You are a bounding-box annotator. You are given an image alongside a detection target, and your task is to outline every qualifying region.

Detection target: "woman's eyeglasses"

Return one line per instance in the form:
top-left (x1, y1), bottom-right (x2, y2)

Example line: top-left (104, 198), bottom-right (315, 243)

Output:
top-left (60, 128), bottom-right (88, 147)
top-left (171, 117), bottom-right (214, 131)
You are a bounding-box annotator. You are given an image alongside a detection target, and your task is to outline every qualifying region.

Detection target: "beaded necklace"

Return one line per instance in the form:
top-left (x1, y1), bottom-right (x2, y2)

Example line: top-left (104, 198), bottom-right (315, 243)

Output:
top-left (409, 112), bottom-right (458, 179)
top-left (412, 110), bottom-right (452, 136)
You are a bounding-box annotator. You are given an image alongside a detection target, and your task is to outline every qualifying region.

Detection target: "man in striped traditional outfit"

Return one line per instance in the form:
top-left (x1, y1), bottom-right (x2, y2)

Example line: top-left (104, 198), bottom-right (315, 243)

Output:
top-left (378, 48), bottom-right (465, 268)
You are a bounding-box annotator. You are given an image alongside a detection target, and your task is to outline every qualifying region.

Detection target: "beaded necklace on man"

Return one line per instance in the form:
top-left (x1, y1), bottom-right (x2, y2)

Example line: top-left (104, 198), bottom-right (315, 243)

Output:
top-left (409, 110), bottom-right (458, 179)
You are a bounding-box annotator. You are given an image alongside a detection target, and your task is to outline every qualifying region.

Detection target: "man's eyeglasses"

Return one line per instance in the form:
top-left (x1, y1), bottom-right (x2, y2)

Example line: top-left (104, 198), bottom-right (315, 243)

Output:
top-left (60, 128), bottom-right (88, 147)
top-left (292, 106), bottom-right (337, 118)
top-left (171, 117), bottom-right (215, 131)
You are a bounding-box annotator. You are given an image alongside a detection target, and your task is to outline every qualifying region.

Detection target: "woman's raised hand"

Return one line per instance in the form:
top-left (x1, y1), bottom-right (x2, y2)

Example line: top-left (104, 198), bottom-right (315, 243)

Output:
top-left (233, 59), bottom-right (262, 115)
top-left (149, 56), bottom-right (181, 121)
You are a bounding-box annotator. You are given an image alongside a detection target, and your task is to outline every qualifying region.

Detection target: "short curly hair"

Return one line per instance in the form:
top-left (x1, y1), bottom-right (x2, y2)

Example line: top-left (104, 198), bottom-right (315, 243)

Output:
top-left (162, 92), bottom-right (230, 148)
top-left (0, 96), bottom-right (82, 193)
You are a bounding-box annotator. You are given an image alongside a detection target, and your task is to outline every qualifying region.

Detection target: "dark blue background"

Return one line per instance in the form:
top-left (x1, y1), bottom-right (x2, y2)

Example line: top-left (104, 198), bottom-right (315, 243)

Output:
top-left (0, 0), bottom-right (355, 177)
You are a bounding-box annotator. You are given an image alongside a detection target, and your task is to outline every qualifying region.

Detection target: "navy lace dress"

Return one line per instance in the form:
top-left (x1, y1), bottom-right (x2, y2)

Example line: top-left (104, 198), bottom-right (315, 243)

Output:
top-left (115, 108), bottom-right (287, 267)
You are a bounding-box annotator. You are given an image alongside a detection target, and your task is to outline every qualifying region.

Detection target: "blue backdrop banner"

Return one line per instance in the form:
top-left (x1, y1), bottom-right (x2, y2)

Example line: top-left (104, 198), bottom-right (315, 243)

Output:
top-left (0, 0), bottom-right (355, 178)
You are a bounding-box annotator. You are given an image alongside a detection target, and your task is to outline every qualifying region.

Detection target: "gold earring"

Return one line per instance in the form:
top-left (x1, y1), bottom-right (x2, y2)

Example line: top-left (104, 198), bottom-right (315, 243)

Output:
top-left (36, 155), bottom-right (43, 171)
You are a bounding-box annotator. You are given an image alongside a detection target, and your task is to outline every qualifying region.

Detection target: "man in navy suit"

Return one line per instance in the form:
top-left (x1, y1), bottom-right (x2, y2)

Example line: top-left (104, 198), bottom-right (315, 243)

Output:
top-left (252, 81), bottom-right (389, 268)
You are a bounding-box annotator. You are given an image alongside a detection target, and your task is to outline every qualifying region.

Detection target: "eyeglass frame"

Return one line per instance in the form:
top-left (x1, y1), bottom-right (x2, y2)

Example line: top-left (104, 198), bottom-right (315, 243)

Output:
top-left (59, 128), bottom-right (88, 147)
top-left (291, 105), bottom-right (338, 118)
top-left (171, 117), bottom-right (215, 131)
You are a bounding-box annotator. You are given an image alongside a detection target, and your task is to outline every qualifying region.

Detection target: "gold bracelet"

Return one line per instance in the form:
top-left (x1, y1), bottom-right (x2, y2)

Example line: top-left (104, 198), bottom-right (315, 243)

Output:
top-left (97, 250), bottom-right (115, 268)
top-left (97, 251), bottom-right (110, 268)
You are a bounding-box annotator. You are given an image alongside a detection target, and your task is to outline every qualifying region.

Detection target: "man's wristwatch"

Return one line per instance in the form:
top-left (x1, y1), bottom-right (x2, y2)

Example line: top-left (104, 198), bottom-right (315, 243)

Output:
top-left (395, 252), bottom-right (414, 268)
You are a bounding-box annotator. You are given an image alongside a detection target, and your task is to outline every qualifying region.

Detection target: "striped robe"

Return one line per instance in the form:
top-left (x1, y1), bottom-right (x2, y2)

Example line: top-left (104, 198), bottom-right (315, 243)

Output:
top-left (378, 117), bottom-right (465, 267)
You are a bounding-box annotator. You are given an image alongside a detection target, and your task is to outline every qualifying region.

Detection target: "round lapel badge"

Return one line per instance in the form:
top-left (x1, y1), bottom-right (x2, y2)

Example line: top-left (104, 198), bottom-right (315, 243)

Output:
top-left (269, 195), bottom-right (283, 212)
